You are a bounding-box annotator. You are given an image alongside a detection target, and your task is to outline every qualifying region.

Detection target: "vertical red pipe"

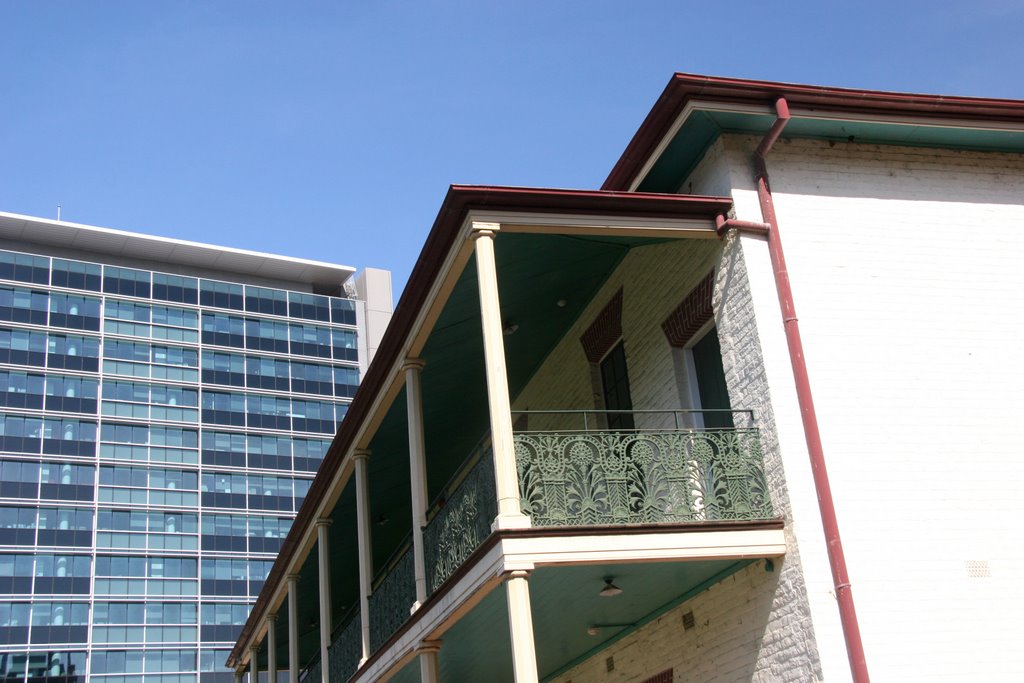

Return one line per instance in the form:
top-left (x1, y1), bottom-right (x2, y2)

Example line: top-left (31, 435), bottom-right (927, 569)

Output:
top-left (753, 97), bottom-right (870, 682)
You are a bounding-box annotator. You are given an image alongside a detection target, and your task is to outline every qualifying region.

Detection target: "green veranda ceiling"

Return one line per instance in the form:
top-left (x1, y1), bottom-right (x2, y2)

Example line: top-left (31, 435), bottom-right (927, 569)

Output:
top-left (387, 559), bottom-right (751, 683)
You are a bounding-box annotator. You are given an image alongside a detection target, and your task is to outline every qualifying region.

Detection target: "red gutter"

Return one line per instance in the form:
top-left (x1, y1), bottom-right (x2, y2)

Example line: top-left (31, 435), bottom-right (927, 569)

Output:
top-left (604, 73), bottom-right (1024, 192)
top-left (742, 97), bottom-right (870, 682)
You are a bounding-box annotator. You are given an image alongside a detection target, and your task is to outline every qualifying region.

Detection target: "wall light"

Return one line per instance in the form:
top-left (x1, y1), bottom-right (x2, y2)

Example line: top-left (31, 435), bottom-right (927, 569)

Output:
top-left (587, 622), bottom-right (634, 636)
top-left (599, 577), bottom-right (623, 597)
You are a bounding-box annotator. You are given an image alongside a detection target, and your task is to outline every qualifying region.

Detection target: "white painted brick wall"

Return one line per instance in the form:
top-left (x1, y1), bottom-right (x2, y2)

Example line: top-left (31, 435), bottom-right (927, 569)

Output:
top-left (714, 233), bottom-right (823, 683)
top-left (681, 136), bottom-right (734, 198)
top-left (694, 138), bottom-right (825, 683)
top-left (550, 561), bottom-right (818, 683)
top-left (719, 134), bottom-right (1024, 681)
top-left (510, 238), bottom-right (721, 428)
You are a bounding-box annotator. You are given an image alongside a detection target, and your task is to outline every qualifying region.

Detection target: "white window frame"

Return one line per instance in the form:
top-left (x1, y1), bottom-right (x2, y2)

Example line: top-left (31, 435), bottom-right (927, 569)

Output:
top-left (676, 319), bottom-right (717, 431)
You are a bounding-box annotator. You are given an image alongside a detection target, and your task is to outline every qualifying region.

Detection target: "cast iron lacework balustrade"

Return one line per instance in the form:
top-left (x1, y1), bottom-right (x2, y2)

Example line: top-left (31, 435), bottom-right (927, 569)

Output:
top-left (423, 444), bottom-right (497, 593)
top-left (368, 539), bottom-right (415, 652)
top-left (329, 608), bottom-right (362, 682)
top-left (514, 423), bottom-right (773, 526)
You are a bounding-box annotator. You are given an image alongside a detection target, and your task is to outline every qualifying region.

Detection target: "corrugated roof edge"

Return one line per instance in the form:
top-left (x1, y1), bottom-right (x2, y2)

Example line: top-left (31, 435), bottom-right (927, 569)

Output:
top-left (227, 184), bottom-right (734, 668)
top-left (603, 72), bottom-right (1024, 192)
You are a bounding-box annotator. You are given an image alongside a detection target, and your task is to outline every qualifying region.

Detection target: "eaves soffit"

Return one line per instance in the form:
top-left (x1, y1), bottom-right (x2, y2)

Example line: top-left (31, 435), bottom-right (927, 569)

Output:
top-left (610, 74), bottom-right (1024, 194)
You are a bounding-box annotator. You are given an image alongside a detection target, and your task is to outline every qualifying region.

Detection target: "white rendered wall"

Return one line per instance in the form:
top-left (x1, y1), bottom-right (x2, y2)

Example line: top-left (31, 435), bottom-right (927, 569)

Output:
top-left (354, 266), bottom-right (394, 369)
top-left (719, 135), bottom-right (1024, 681)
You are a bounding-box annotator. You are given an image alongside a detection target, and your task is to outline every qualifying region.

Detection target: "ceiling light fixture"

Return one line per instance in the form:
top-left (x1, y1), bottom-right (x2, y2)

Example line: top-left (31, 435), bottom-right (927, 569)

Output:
top-left (599, 577), bottom-right (623, 597)
top-left (587, 622), bottom-right (635, 636)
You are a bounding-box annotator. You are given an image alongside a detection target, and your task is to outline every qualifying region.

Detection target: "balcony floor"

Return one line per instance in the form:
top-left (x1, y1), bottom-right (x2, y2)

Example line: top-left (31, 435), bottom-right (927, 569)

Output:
top-left (386, 558), bottom-right (756, 683)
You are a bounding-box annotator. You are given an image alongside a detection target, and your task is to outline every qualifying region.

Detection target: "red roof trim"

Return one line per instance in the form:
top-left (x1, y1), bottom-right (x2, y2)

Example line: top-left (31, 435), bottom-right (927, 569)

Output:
top-left (603, 73), bottom-right (1024, 191)
top-left (228, 185), bottom-right (731, 666)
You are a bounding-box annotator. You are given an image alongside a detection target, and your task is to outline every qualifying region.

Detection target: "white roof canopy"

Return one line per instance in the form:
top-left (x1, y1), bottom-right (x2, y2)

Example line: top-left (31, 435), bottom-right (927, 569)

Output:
top-left (0, 211), bottom-right (356, 290)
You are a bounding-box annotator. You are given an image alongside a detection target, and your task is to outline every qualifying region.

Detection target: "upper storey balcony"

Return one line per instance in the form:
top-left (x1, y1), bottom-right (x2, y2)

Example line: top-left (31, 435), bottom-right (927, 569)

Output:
top-left (420, 408), bottom-right (773, 594)
top-left (229, 187), bottom-right (786, 683)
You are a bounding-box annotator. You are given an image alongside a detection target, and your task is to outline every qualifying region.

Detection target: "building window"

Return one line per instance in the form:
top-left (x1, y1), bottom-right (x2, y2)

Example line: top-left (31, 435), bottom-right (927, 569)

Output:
top-left (288, 292), bottom-right (331, 322)
top-left (578, 289), bottom-right (632, 430)
top-left (661, 272), bottom-right (733, 429)
top-left (245, 286), bottom-right (288, 317)
top-left (103, 266), bottom-right (151, 298)
top-left (152, 273), bottom-right (198, 304)
top-left (51, 258), bottom-right (101, 291)
top-left (599, 342), bottom-right (635, 431)
top-left (199, 279), bottom-right (244, 311)
top-left (687, 326), bottom-right (733, 429)
top-left (0, 251), bottom-right (50, 286)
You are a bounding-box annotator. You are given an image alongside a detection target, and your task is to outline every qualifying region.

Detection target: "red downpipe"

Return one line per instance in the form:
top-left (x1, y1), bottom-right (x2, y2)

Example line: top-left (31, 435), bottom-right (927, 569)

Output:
top-left (748, 96), bottom-right (871, 682)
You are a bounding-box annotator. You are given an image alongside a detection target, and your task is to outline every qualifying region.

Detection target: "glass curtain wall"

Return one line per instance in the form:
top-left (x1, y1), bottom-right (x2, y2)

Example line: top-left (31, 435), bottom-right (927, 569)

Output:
top-left (0, 248), bottom-right (361, 682)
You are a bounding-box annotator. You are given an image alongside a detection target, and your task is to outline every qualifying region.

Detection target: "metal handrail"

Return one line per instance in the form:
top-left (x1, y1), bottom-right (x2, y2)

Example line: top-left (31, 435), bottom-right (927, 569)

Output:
top-left (370, 530), bottom-right (412, 592)
top-left (424, 432), bottom-right (492, 524)
top-left (422, 448), bottom-right (497, 594)
top-left (300, 653), bottom-right (321, 683)
top-left (330, 603), bottom-right (360, 641)
top-left (511, 407), bottom-right (756, 431)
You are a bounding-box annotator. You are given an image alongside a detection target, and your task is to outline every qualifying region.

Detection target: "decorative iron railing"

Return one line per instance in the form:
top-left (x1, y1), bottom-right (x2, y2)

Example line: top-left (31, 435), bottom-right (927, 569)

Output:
top-left (349, 411), bottom-right (771, 666)
top-left (367, 540), bottom-right (415, 652)
top-left (328, 608), bottom-right (362, 683)
top-left (514, 427), bottom-right (773, 526)
top-left (423, 446), bottom-right (497, 593)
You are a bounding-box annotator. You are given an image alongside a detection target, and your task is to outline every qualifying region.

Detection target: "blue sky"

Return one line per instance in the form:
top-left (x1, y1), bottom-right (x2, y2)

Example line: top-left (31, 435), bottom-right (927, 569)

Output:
top-left (2, 1), bottom-right (1022, 295)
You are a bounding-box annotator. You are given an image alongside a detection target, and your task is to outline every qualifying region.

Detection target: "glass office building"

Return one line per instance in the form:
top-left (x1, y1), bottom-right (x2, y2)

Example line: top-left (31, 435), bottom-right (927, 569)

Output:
top-left (0, 213), bottom-right (391, 683)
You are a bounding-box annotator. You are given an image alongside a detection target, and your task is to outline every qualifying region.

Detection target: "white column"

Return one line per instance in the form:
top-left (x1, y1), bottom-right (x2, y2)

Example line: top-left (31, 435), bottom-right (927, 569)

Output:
top-left (404, 358), bottom-right (430, 605)
top-left (316, 519), bottom-right (333, 683)
top-left (234, 670), bottom-right (243, 683)
top-left (418, 640), bottom-right (442, 683)
top-left (472, 224), bottom-right (531, 529)
top-left (266, 614), bottom-right (278, 683)
top-left (353, 449), bottom-right (373, 663)
top-left (249, 645), bottom-right (259, 683)
top-left (286, 574), bottom-right (300, 683)
top-left (505, 570), bottom-right (539, 683)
